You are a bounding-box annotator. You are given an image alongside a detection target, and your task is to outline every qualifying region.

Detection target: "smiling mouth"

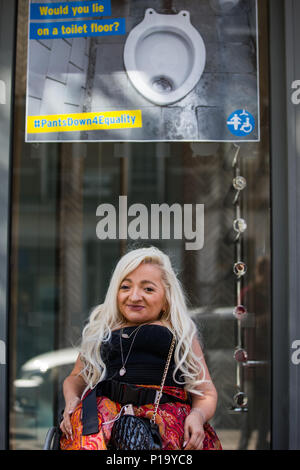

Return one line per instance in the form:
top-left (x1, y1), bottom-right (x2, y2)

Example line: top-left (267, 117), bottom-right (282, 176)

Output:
top-left (127, 305), bottom-right (145, 310)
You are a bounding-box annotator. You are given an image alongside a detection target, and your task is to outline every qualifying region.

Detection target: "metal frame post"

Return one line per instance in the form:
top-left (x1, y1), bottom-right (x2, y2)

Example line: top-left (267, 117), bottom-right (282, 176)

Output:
top-left (0, 0), bottom-right (16, 450)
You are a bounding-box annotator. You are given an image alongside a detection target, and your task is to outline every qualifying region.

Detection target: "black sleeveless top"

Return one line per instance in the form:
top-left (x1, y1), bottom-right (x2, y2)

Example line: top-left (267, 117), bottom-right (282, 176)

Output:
top-left (100, 324), bottom-right (185, 387)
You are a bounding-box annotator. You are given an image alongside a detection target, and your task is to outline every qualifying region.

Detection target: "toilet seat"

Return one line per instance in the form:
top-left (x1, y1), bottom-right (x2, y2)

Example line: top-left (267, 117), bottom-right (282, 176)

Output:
top-left (123, 9), bottom-right (206, 106)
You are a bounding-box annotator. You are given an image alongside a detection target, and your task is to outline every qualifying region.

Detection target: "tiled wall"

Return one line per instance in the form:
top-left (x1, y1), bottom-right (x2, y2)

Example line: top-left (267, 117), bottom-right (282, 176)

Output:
top-left (27, 35), bottom-right (90, 140)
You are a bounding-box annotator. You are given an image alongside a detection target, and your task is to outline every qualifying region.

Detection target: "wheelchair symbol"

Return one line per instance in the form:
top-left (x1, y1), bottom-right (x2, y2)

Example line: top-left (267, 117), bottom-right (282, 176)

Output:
top-left (227, 110), bottom-right (255, 136)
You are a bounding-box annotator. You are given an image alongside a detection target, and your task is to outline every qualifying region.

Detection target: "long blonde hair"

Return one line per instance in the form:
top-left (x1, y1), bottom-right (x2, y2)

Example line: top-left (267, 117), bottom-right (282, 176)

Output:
top-left (79, 246), bottom-right (207, 395)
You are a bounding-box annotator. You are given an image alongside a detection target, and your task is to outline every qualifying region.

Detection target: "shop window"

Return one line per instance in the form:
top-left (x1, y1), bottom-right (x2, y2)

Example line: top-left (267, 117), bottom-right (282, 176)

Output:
top-left (9, 0), bottom-right (270, 450)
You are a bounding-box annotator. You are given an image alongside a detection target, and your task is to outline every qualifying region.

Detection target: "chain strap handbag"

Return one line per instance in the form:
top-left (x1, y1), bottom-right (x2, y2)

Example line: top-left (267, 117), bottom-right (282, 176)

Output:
top-left (107, 333), bottom-right (176, 450)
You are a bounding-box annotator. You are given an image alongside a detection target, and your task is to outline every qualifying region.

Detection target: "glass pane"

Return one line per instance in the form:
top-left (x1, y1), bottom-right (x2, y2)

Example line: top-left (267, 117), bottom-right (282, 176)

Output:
top-left (9, 0), bottom-right (271, 450)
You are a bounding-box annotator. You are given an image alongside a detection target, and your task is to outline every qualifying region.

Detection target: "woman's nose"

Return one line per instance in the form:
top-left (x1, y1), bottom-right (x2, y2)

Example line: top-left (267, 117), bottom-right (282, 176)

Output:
top-left (129, 287), bottom-right (142, 301)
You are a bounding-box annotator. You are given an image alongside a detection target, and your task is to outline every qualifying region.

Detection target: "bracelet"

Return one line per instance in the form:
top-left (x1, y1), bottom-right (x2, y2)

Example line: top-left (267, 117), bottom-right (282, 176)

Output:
top-left (190, 407), bottom-right (206, 422)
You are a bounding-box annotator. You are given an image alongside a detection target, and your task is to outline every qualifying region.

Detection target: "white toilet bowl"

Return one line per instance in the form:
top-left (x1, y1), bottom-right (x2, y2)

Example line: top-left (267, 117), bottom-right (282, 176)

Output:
top-left (123, 9), bottom-right (206, 106)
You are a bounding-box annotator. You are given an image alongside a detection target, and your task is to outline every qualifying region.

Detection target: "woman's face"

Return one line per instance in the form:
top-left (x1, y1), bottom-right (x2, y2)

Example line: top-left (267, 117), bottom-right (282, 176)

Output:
top-left (117, 263), bottom-right (167, 325)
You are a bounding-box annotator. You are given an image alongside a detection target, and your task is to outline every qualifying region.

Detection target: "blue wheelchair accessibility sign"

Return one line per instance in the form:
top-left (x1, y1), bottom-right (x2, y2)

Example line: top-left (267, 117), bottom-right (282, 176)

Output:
top-left (227, 110), bottom-right (255, 137)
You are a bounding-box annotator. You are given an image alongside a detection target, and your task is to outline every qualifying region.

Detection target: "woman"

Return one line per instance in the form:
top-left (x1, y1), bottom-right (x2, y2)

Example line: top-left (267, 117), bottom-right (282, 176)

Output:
top-left (60, 247), bottom-right (221, 450)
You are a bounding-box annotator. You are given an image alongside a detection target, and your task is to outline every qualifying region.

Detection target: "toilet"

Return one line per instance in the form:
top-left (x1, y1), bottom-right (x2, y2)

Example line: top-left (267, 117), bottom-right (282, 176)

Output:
top-left (123, 9), bottom-right (206, 106)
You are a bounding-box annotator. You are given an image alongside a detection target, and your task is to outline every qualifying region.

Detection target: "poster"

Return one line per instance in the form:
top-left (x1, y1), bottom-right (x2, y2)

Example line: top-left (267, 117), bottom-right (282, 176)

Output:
top-left (26, 0), bottom-right (260, 142)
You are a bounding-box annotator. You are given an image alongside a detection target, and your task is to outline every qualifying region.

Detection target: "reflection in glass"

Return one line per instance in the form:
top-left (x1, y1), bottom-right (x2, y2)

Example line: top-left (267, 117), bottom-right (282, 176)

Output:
top-left (209, 0), bottom-right (240, 14)
top-left (232, 176), bottom-right (247, 204)
top-left (233, 218), bottom-right (247, 234)
top-left (233, 261), bottom-right (247, 278)
top-left (233, 218), bottom-right (247, 242)
top-left (233, 305), bottom-right (248, 320)
top-left (233, 176), bottom-right (247, 192)
top-left (234, 348), bottom-right (248, 363)
top-left (233, 391), bottom-right (248, 408)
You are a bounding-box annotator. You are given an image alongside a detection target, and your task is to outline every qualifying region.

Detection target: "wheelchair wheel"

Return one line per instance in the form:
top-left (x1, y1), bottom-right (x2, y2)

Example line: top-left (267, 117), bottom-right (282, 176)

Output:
top-left (43, 426), bottom-right (61, 450)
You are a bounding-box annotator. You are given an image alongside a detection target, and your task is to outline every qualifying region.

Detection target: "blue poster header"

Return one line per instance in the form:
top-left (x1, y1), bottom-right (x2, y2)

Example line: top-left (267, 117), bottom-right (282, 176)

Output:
top-left (29, 18), bottom-right (125, 39)
top-left (30, 1), bottom-right (112, 20)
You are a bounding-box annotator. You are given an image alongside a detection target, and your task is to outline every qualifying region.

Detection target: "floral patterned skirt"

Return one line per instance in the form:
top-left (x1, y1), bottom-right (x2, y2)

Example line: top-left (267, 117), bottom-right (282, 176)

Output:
top-left (60, 385), bottom-right (222, 451)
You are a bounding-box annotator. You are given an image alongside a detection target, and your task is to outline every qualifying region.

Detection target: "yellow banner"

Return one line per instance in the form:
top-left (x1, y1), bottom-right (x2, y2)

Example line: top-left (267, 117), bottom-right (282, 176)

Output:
top-left (27, 110), bottom-right (142, 133)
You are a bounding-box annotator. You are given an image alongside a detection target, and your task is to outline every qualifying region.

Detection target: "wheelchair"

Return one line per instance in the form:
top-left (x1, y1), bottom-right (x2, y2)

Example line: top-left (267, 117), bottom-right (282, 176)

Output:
top-left (43, 425), bottom-right (62, 450)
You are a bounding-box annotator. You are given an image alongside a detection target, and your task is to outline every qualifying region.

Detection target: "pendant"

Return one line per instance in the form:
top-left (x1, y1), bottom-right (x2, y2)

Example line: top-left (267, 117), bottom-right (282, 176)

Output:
top-left (119, 367), bottom-right (126, 376)
top-left (122, 333), bottom-right (129, 338)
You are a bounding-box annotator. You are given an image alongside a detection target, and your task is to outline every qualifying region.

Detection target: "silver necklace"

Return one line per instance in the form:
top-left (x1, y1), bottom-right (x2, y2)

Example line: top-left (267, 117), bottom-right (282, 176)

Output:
top-left (121, 323), bottom-right (147, 339)
top-left (119, 323), bottom-right (145, 376)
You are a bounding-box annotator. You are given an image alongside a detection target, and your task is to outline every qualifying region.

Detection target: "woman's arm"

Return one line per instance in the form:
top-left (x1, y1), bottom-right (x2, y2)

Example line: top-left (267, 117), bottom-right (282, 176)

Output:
top-left (60, 354), bottom-right (87, 440)
top-left (183, 335), bottom-right (218, 450)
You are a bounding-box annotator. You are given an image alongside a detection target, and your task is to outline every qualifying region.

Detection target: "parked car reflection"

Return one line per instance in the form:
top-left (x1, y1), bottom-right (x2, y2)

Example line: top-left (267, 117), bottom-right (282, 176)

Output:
top-left (14, 348), bottom-right (78, 414)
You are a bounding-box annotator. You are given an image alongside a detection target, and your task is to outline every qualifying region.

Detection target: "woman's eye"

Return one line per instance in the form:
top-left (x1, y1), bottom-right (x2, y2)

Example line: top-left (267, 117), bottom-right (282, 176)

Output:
top-left (120, 285), bottom-right (129, 290)
top-left (144, 287), bottom-right (154, 292)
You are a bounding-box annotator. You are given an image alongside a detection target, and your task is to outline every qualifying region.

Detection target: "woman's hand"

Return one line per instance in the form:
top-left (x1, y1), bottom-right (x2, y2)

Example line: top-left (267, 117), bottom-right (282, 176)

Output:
top-left (183, 409), bottom-right (205, 450)
top-left (60, 355), bottom-right (87, 440)
top-left (60, 396), bottom-right (81, 440)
